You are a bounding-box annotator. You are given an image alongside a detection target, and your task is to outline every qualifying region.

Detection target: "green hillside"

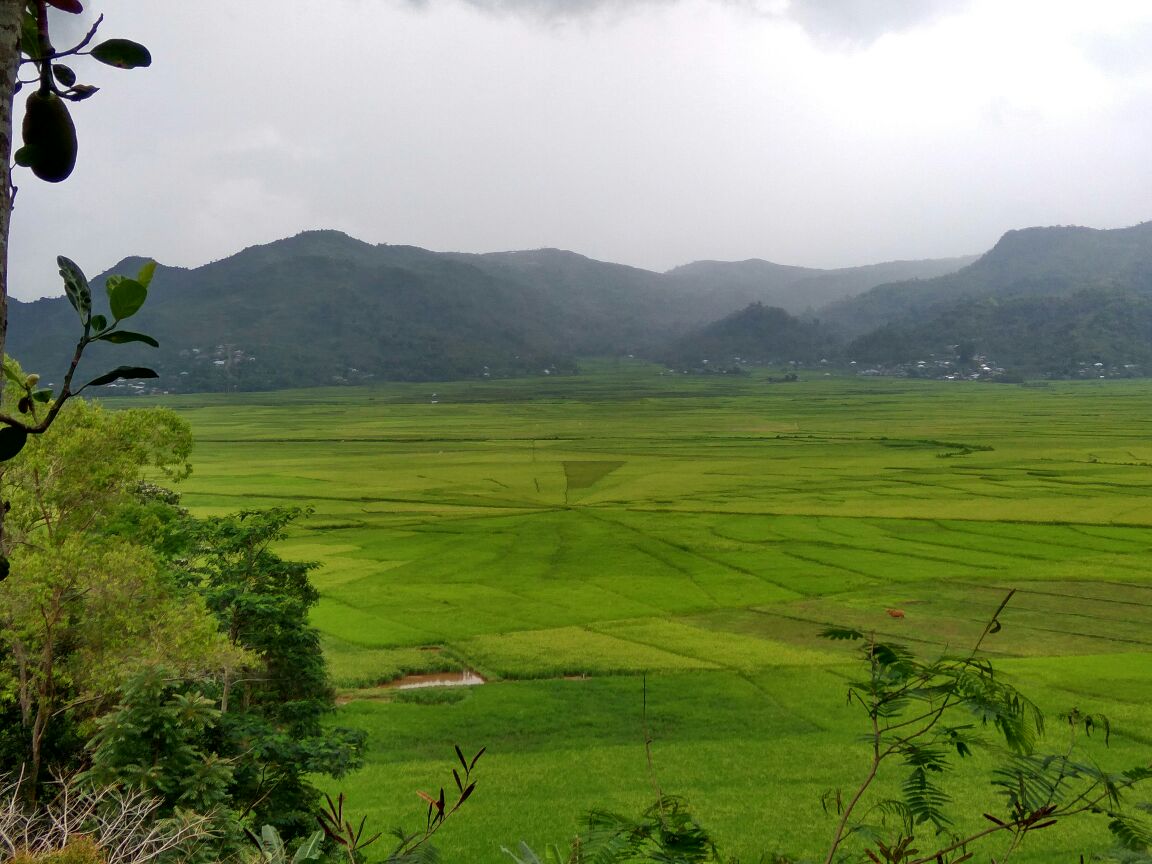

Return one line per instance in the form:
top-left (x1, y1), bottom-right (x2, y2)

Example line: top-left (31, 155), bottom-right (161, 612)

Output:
top-left (659, 301), bottom-right (840, 370)
top-left (14, 223), bottom-right (1152, 389)
top-left (667, 254), bottom-right (977, 315)
top-left (7, 230), bottom-right (971, 392)
top-left (824, 223), bottom-right (1152, 336)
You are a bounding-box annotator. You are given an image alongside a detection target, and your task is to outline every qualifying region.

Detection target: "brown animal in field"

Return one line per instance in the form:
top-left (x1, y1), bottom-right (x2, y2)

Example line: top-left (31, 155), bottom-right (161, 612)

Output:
top-left (885, 608), bottom-right (905, 619)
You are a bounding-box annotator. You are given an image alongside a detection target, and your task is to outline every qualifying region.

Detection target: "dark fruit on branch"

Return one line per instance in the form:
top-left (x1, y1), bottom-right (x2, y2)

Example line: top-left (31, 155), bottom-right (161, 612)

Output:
top-left (22, 90), bottom-right (78, 182)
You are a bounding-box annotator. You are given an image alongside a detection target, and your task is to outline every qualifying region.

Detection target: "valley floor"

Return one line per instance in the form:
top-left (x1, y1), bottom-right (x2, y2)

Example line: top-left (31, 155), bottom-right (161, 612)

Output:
top-left (146, 363), bottom-right (1152, 862)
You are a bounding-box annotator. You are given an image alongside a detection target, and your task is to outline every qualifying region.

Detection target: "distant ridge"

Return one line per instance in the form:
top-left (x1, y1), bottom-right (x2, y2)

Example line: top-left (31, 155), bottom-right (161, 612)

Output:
top-left (815, 222), bottom-right (1152, 372)
top-left (824, 222), bottom-right (1152, 336)
top-left (13, 223), bottom-right (1150, 391)
top-left (665, 255), bottom-right (978, 315)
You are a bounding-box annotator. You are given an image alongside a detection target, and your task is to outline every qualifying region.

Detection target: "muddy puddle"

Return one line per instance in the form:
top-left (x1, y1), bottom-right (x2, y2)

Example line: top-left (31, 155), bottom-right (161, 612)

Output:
top-left (383, 670), bottom-right (485, 690)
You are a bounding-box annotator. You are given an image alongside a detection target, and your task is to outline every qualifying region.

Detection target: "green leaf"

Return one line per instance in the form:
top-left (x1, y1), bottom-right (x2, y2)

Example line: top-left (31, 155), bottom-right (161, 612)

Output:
top-left (90, 313), bottom-right (108, 333)
top-left (291, 831), bottom-right (324, 864)
top-left (84, 366), bottom-right (158, 388)
top-left (31, 389), bottom-right (53, 403)
top-left (106, 275), bottom-right (148, 320)
top-left (52, 64), bottom-right (77, 87)
top-left (13, 146), bottom-right (34, 167)
top-left (2, 362), bottom-right (24, 386)
top-left (260, 825), bottom-right (284, 862)
top-left (0, 426), bottom-right (29, 461)
top-left (137, 259), bottom-right (157, 289)
top-left (57, 256), bottom-right (92, 320)
top-left (20, 11), bottom-right (47, 62)
top-left (90, 38), bottom-right (151, 69)
top-left (95, 330), bottom-right (159, 348)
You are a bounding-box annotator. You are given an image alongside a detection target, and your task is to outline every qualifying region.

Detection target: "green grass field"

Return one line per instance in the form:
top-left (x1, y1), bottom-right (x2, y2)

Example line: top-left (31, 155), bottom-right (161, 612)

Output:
top-left (135, 362), bottom-right (1152, 862)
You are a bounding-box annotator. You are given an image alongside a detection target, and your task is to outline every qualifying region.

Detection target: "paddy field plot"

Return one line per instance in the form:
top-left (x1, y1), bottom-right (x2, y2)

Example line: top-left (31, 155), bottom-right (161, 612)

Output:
top-left (142, 366), bottom-right (1152, 863)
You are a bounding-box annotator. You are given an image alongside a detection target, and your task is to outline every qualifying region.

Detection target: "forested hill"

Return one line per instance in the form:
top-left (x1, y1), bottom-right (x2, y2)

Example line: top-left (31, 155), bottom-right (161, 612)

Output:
top-left (823, 223), bottom-right (1152, 337)
top-left (808, 222), bottom-right (1152, 372)
top-left (7, 230), bottom-right (969, 392)
top-left (14, 223), bottom-right (1151, 391)
top-left (659, 302), bottom-right (839, 370)
top-left (666, 255), bottom-right (978, 315)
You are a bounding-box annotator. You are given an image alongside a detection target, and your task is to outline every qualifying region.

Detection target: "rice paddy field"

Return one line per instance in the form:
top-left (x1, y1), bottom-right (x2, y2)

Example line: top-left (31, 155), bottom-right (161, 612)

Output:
top-left (140, 362), bottom-right (1152, 863)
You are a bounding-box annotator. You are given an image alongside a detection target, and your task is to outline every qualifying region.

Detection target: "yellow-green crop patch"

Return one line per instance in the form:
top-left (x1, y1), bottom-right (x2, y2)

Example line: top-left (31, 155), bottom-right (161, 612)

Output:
top-left (127, 366), bottom-right (1152, 863)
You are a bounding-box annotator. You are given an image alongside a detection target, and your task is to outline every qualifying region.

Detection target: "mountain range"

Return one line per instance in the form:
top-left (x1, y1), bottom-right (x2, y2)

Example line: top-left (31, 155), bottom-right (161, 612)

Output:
top-left (9, 222), bottom-right (1152, 392)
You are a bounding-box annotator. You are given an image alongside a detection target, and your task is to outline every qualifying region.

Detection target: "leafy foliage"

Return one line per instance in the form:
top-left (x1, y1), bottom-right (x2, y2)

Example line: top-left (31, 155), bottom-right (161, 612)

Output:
top-left (504, 796), bottom-right (727, 864)
top-left (817, 591), bottom-right (1152, 864)
top-left (166, 507), bottom-right (365, 835)
top-left (0, 396), bottom-right (223, 792)
top-left (0, 258), bottom-right (161, 463)
top-left (247, 824), bottom-right (324, 864)
top-left (82, 668), bottom-right (234, 814)
top-left (0, 394), bottom-right (361, 841)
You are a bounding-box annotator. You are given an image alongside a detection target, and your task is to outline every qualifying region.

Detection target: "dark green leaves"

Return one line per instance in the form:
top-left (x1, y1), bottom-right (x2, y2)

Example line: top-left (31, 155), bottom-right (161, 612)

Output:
top-left (0, 426), bottom-right (29, 461)
top-left (58, 256), bottom-right (91, 319)
top-left (52, 64), bottom-right (77, 87)
top-left (46, 0), bottom-right (84, 12)
top-left (94, 330), bottom-right (159, 347)
top-left (106, 274), bottom-right (147, 320)
top-left (20, 12), bottom-right (46, 62)
top-left (91, 39), bottom-right (151, 69)
top-left (84, 366), bottom-right (159, 388)
top-left (43, 256), bottom-right (162, 399)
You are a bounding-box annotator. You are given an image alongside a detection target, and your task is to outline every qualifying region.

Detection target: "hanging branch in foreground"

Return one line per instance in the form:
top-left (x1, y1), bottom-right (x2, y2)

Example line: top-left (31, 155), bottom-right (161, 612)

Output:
top-left (16, 0), bottom-right (151, 183)
top-left (0, 0), bottom-right (156, 463)
top-left (0, 257), bottom-right (160, 462)
top-left (818, 589), bottom-right (1152, 864)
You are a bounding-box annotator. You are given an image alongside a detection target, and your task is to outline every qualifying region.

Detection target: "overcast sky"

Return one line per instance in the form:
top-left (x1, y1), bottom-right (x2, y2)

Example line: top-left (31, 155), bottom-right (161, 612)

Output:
top-left (9, 0), bottom-right (1152, 299)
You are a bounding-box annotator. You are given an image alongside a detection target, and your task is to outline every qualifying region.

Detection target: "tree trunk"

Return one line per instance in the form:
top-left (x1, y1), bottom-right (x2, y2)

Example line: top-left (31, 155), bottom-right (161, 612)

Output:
top-left (0, 1), bottom-right (22, 554)
top-left (0, 0), bottom-right (21, 382)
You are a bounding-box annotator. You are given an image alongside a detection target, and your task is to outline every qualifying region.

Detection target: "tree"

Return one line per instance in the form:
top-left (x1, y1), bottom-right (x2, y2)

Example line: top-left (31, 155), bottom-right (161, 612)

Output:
top-left (0, 389), bottom-right (244, 795)
top-left (178, 507), bottom-right (366, 836)
top-left (82, 667), bottom-right (235, 817)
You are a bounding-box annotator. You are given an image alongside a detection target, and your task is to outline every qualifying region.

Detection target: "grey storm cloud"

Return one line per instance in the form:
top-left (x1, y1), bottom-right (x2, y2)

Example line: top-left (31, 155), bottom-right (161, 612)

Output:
top-left (784, 0), bottom-right (971, 44)
top-left (403, 0), bottom-right (970, 42)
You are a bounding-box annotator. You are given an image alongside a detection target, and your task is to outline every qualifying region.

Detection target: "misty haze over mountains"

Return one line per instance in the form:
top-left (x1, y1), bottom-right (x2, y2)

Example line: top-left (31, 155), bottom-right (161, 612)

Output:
top-left (12, 221), bottom-right (1152, 393)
